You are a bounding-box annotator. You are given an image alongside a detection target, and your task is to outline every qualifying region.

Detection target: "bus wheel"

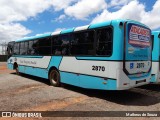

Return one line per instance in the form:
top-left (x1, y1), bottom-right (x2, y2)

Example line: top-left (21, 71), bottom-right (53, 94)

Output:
top-left (14, 63), bottom-right (19, 75)
top-left (15, 66), bottom-right (19, 75)
top-left (49, 69), bottom-right (61, 87)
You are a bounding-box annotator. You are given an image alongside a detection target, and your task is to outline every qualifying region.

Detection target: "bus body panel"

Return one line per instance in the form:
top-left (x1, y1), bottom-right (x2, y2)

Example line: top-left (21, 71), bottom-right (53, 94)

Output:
top-left (8, 56), bottom-right (63, 79)
top-left (123, 22), bottom-right (151, 84)
top-left (60, 71), bottom-right (117, 90)
top-left (151, 31), bottom-right (160, 83)
top-left (47, 56), bottom-right (63, 71)
top-left (8, 56), bottom-right (51, 79)
top-left (117, 69), bottom-right (150, 90)
top-left (59, 57), bottom-right (121, 79)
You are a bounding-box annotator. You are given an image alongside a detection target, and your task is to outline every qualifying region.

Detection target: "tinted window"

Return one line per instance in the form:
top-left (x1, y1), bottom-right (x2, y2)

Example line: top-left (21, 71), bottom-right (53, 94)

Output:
top-left (31, 40), bottom-right (39, 55)
top-left (24, 41), bottom-right (28, 55)
top-left (20, 42), bottom-right (25, 55)
top-left (71, 31), bottom-right (95, 55)
top-left (39, 37), bottom-right (51, 47)
top-left (59, 35), bottom-right (70, 55)
top-left (96, 27), bottom-right (113, 56)
top-left (28, 40), bottom-right (39, 55)
top-left (28, 41), bottom-right (34, 55)
top-left (18, 42), bottom-right (29, 55)
top-left (38, 37), bottom-right (51, 55)
top-left (52, 36), bottom-right (61, 55)
top-left (52, 35), bottom-right (70, 55)
top-left (13, 43), bottom-right (19, 55)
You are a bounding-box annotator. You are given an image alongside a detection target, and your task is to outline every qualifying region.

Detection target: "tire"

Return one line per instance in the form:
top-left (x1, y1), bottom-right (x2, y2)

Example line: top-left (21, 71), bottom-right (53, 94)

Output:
top-left (15, 64), bottom-right (19, 75)
top-left (49, 69), bottom-right (61, 87)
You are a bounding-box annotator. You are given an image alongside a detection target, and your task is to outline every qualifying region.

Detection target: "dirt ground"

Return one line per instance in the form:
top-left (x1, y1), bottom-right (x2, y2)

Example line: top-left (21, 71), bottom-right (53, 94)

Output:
top-left (0, 62), bottom-right (160, 120)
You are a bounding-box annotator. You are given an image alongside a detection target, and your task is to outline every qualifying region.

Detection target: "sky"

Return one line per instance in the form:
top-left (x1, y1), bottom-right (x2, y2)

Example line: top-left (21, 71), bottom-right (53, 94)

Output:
top-left (0, 0), bottom-right (160, 44)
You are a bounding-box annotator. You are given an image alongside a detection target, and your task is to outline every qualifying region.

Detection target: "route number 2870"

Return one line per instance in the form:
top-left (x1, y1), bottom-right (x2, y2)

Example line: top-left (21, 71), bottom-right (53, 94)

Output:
top-left (92, 66), bottom-right (105, 72)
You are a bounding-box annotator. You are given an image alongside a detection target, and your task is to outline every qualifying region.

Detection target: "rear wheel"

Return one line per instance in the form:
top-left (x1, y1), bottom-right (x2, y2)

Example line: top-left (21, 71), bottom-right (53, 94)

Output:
top-left (49, 69), bottom-right (61, 87)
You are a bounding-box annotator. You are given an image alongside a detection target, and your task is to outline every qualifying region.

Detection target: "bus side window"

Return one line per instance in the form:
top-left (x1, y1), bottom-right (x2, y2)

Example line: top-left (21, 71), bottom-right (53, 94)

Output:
top-left (32, 40), bottom-right (39, 55)
top-left (71, 31), bottom-right (94, 55)
top-left (13, 43), bottom-right (20, 55)
top-left (96, 27), bottom-right (113, 56)
top-left (24, 41), bottom-right (28, 55)
top-left (70, 35), bottom-right (79, 55)
top-left (19, 42), bottom-right (23, 55)
top-left (52, 36), bottom-right (62, 55)
top-left (28, 41), bottom-right (33, 55)
top-left (59, 35), bottom-right (70, 55)
top-left (38, 37), bottom-right (51, 55)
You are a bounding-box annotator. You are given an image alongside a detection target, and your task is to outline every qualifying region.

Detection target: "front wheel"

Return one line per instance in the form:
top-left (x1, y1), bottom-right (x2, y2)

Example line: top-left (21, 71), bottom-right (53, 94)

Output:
top-left (49, 69), bottom-right (61, 87)
top-left (15, 65), bottom-right (19, 75)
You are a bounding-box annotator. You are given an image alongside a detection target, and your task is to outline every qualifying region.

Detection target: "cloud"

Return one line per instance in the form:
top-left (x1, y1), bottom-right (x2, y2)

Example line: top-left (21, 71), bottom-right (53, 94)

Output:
top-left (54, 15), bottom-right (66, 23)
top-left (0, 23), bottom-right (31, 43)
top-left (65, 0), bottom-right (107, 20)
top-left (0, 0), bottom-right (52, 43)
top-left (50, 0), bottom-right (77, 11)
top-left (0, 0), bottom-right (77, 43)
top-left (92, 0), bottom-right (144, 23)
top-left (141, 0), bottom-right (160, 30)
top-left (54, 28), bottom-right (66, 32)
top-left (0, 0), bottom-right (51, 23)
top-left (91, 0), bottom-right (160, 30)
top-left (1, 0), bottom-right (160, 45)
top-left (0, 0), bottom-right (76, 24)
top-left (108, 0), bottom-right (132, 8)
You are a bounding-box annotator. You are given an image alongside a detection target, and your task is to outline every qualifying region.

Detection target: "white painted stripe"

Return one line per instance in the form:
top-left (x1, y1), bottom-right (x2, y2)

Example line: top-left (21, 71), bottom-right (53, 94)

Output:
top-left (9, 56), bottom-right (51, 68)
top-left (151, 61), bottom-right (160, 82)
top-left (74, 25), bottom-right (89, 32)
top-left (59, 57), bottom-right (123, 79)
top-left (151, 61), bottom-right (159, 74)
top-left (51, 31), bottom-right (61, 36)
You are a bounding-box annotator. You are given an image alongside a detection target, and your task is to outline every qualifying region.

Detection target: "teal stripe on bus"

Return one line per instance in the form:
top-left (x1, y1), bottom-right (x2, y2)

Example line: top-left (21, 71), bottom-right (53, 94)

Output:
top-left (13, 55), bottom-right (44, 58)
top-left (61, 28), bottom-right (74, 34)
top-left (16, 33), bottom-right (52, 42)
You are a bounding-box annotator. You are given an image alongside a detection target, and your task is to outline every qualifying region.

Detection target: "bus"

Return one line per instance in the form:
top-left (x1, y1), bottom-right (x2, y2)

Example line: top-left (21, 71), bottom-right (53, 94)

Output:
top-left (7, 19), bottom-right (152, 90)
top-left (151, 31), bottom-right (160, 83)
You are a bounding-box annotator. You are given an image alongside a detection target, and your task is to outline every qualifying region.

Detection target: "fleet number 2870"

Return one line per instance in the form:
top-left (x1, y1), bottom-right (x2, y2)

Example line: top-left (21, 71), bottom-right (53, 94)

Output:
top-left (92, 66), bottom-right (105, 72)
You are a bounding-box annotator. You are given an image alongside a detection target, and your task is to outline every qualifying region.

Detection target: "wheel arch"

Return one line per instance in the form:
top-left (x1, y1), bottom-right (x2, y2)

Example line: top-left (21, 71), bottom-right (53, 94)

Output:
top-left (48, 66), bottom-right (61, 87)
top-left (48, 66), bottom-right (60, 79)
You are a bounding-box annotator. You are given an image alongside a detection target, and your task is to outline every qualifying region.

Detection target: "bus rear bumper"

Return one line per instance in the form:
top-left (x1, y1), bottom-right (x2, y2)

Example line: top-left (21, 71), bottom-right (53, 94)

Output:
top-left (150, 74), bottom-right (160, 83)
top-left (116, 69), bottom-right (151, 90)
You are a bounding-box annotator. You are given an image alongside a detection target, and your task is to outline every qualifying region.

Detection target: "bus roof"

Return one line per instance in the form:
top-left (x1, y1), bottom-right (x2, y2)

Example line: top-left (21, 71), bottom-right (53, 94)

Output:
top-left (16, 33), bottom-right (52, 42)
top-left (15, 19), bottom-right (150, 42)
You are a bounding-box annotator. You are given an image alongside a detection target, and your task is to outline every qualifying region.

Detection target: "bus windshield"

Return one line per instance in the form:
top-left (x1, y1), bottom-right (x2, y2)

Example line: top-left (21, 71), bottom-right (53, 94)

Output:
top-left (7, 41), bottom-right (15, 56)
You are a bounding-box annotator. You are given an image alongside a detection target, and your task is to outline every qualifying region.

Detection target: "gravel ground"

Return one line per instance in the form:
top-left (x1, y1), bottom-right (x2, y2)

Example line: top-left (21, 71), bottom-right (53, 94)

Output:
top-left (0, 62), bottom-right (160, 120)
